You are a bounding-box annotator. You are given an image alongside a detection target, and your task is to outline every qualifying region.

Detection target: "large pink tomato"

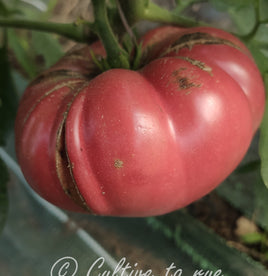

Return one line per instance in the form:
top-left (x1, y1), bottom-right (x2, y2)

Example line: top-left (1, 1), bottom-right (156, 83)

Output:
top-left (15, 26), bottom-right (265, 217)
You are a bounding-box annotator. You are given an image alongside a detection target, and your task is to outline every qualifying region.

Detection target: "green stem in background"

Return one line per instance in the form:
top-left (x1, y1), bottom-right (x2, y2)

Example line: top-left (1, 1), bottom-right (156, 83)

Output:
top-left (91, 0), bottom-right (130, 69)
top-left (0, 0), bottom-right (207, 47)
top-left (0, 17), bottom-right (94, 43)
top-left (118, 0), bottom-right (208, 27)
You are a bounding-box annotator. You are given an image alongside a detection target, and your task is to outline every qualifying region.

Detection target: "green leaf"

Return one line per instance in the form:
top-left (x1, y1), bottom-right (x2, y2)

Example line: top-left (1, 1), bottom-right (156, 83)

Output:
top-left (245, 24), bottom-right (268, 74)
top-left (251, 23), bottom-right (268, 45)
top-left (260, 74), bottom-right (268, 190)
top-left (209, 0), bottom-right (256, 36)
top-left (210, 0), bottom-right (255, 10)
top-left (0, 1), bottom-right (11, 16)
top-left (31, 31), bottom-right (63, 69)
top-left (0, 41), bottom-right (18, 145)
top-left (147, 211), bottom-right (268, 275)
top-left (217, 136), bottom-right (268, 231)
top-left (0, 0), bottom-right (21, 17)
top-left (2, 0), bottom-right (48, 19)
top-left (0, 157), bottom-right (8, 234)
top-left (259, 0), bottom-right (268, 22)
top-left (247, 44), bottom-right (268, 74)
top-left (229, 5), bottom-right (256, 35)
top-left (8, 29), bottom-right (37, 79)
top-left (18, 1), bottom-right (48, 20)
top-left (132, 42), bottom-right (143, 70)
top-left (254, 166), bottom-right (268, 229)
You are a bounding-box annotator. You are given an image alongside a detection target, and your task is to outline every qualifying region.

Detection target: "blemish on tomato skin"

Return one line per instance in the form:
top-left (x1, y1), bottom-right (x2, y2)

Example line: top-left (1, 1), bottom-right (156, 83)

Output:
top-left (161, 32), bottom-right (242, 57)
top-left (171, 69), bottom-right (202, 92)
top-left (178, 56), bottom-right (213, 76)
top-left (178, 77), bottom-right (196, 89)
top-left (114, 159), bottom-right (124, 168)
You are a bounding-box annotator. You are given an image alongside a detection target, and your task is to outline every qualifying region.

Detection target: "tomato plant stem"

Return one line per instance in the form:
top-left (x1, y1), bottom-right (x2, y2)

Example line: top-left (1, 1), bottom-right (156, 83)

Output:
top-left (119, 0), bottom-right (208, 28)
top-left (141, 2), bottom-right (200, 26)
top-left (0, 1), bottom-right (208, 51)
top-left (91, 0), bottom-right (130, 69)
top-left (0, 18), bottom-right (93, 43)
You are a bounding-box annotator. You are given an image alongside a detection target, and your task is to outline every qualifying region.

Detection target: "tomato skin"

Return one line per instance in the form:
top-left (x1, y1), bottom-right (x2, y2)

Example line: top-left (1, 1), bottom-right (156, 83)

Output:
top-left (142, 57), bottom-right (253, 208)
top-left (15, 26), bottom-right (265, 217)
top-left (65, 69), bottom-right (186, 215)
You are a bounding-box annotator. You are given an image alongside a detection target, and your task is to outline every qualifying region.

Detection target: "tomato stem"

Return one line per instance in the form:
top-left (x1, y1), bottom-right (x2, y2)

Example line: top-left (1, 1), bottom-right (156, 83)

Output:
top-left (0, 17), bottom-right (94, 43)
top-left (118, 0), bottom-right (208, 28)
top-left (91, 0), bottom-right (130, 69)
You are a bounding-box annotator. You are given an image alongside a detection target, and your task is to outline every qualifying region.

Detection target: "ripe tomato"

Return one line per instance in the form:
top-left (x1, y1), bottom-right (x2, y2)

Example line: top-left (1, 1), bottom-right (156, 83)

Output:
top-left (15, 26), bottom-right (265, 216)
